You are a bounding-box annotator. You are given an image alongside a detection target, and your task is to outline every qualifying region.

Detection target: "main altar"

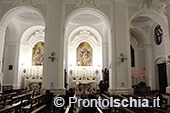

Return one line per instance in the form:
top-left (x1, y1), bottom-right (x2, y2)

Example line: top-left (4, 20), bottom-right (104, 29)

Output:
top-left (68, 67), bottom-right (101, 93)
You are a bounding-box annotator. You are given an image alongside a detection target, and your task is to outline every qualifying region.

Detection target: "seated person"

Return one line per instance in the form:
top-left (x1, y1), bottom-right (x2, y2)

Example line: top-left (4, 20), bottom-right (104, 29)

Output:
top-left (79, 94), bottom-right (98, 113)
top-left (65, 88), bottom-right (75, 105)
top-left (155, 89), bottom-right (163, 107)
top-left (44, 90), bottom-right (54, 112)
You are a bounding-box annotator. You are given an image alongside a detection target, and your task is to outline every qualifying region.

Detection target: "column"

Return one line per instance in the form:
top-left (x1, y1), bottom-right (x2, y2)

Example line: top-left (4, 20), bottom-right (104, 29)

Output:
top-left (0, 26), bottom-right (5, 92)
top-left (42, 1), bottom-right (65, 95)
top-left (108, 1), bottom-right (132, 95)
top-left (165, 7), bottom-right (170, 93)
top-left (145, 45), bottom-right (153, 89)
top-left (108, 30), bottom-right (116, 94)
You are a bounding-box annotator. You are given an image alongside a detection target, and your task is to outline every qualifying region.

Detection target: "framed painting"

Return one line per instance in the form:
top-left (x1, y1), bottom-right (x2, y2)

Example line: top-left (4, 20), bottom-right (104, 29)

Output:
top-left (32, 42), bottom-right (44, 66)
top-left (76, 42), bottom-right (93, 66)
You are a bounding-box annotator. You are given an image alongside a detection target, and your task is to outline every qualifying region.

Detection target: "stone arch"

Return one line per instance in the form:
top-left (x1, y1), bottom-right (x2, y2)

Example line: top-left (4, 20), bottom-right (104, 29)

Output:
top-left (65, 7), bottom-right (111, 29)
top-left (64, 7), bottom-right (112, 90)
top-left (0, 6), bottom-right (46, 89)
top-left (0, 6), bottom-right (46, 30)
top-left (129, 10), bottom-right (168, 34)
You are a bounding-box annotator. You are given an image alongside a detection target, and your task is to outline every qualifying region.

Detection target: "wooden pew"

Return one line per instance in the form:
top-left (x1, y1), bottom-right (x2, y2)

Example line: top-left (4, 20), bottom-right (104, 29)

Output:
top-left (119, 106), bottom-right (135, 113)
top-left (165, 104), bottom-right (170, 109)
top-left (0, 93), bottom-right (31, 113)
top-left (0, 92), bottom-right (17, 108)
top-left (0, 96), bottom-right (7, 108)
top-left (127, 94), bottom-right (170, 113)
top-left (31, 104), bottom-right (46, 113)
top-left (52, 94), bottom-right (61, 113)
top-left (64, 94), bottom-right (76, 113)
top-left (2, 85), bottom-right (13, 94)
top-left (22, 94), bottom-right (45, 113)
top-left (147, 107), bottom-right (170, 113)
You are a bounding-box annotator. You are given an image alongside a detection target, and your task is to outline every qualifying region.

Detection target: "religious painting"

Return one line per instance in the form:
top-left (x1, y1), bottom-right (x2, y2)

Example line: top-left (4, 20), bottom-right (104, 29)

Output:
top-left (32, 42), bottom-right (44, 66)
top-left (77, 42), bottom-right (93, 66)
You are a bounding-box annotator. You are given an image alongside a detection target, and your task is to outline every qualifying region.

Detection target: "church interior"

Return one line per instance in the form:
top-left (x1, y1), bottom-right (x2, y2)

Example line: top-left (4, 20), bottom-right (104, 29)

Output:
top-left (0, 0), bottom-right (170, 112)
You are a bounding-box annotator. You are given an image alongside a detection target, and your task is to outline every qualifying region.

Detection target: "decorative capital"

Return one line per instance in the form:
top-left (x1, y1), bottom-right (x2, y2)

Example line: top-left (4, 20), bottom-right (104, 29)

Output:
top-left (74, 0), bottom-right (101, 9)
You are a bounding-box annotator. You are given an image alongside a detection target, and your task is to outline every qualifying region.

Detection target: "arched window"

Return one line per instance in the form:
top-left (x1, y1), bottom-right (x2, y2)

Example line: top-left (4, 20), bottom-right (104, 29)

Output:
top-left (154, 25), bottom-right (163, 45)
top-left (76, 42), bottom-right (92, 66)
top-left (131, 45), bottom-right (135, 67)
top-left (32, 41), bottom-right (44, 66)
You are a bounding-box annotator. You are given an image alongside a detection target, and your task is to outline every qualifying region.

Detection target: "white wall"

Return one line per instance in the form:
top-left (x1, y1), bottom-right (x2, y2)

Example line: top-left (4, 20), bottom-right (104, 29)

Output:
top-left (3, 21), bottom-right (20, 89)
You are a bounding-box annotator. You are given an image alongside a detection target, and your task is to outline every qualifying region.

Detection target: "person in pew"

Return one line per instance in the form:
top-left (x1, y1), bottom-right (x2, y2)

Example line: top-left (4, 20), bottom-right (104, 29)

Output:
top-left (99, 80), bottom-right (105, 96)
top-left (133, 85), bottom-right (139, 95)
top-left (155, 89), bottom-right (163, 107)
top-left (104, 81), bottom-right (109, 92)
top-left (78, 94), bottom-right (98, 113)
top-left (65, 88), bottom-right (75, 113)
top-left (43, 90), bottom-right (54, 112)
top-left (65, 88), bottom-right (74, 105)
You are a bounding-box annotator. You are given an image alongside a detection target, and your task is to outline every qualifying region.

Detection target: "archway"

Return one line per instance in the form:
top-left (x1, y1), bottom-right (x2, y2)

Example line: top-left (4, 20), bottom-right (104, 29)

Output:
top-left (0, 6), bottom-right (45, 89)
top-left (129, 11), bottom-right (169, 91)
top-left (64, 8), bottom-right (111, 93)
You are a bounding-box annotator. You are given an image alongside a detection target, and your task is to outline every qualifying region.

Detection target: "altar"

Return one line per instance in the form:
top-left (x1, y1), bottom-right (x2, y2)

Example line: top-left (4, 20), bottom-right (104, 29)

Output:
top-left (68, 67), bottom-right (101, 93)
top-left (23, 66), bottom-right (43, 90)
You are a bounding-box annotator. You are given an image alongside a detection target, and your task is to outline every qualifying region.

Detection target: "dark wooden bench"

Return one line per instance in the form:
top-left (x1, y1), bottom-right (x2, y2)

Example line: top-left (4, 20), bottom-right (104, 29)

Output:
top-left (0, 93), bottom-right (31, 113)
top-left (31, 104), bottom-right (46, 113)
top-left (31, 94), bottom-right (61, 113)
top-left (22, 94), bottom-right (45, 113)
top-left (165, 104), bottom-right (170, 109)
top-left (126, 94), bottom-right (170, 113)
top-left (147, 107), bottom-right (170, 113)
top-left (0, 92), bottom-right (17, 108)
top-left (119, 106), bottom-right (135, 113)
top-left (2, 85), bottom-right (13, 94)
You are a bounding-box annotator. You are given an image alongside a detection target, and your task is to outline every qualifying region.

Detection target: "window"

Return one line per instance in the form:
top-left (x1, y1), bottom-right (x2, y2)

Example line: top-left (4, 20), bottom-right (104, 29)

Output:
top-left (32, 41), bottom-right (44, 66)
top-left (154, 25), bottom-right (163, 45)
top-left (131, 45), bottom-right (135, 67)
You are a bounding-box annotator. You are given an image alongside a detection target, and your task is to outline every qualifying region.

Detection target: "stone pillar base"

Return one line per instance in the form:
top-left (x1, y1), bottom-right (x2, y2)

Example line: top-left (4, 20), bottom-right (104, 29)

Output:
top-left (166, 86), bottom-right (170, 93)
top-left (41, 88), bottom-right (66, 95)
top-left (108, 88), bottom-right (133, 95)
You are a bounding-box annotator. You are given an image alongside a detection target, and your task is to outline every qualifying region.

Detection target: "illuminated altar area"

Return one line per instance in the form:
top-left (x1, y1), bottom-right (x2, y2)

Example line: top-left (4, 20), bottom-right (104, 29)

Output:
top-left (69, 67), bottom-right (101, 93)
top-left (23, 66), bottom-right (43, 87)
top-left (18, 28), bottom-right (45, 89)
top-left (66, 28), bottom-right (103, 92)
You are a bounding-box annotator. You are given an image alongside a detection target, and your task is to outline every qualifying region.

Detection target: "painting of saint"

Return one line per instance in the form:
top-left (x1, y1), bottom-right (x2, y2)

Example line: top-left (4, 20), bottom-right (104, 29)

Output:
top-left (77, 42), bottom-right (92, 66)
top-left (32, 42), bottom-right (44, 66)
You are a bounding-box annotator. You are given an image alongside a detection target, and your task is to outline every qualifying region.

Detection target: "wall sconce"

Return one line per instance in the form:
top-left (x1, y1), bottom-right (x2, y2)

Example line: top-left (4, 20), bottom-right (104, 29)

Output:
top-left (23, 69), bottom-right (26, 73)
top-left (119, 53), bottom-right (127, 62)
top-left (48, 52), bottom-right (56, 62)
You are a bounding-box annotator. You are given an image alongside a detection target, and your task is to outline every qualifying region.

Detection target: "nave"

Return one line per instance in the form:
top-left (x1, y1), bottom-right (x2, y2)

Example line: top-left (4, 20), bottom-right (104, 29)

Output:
top-left (1, 0), bottom-right (170, 113)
